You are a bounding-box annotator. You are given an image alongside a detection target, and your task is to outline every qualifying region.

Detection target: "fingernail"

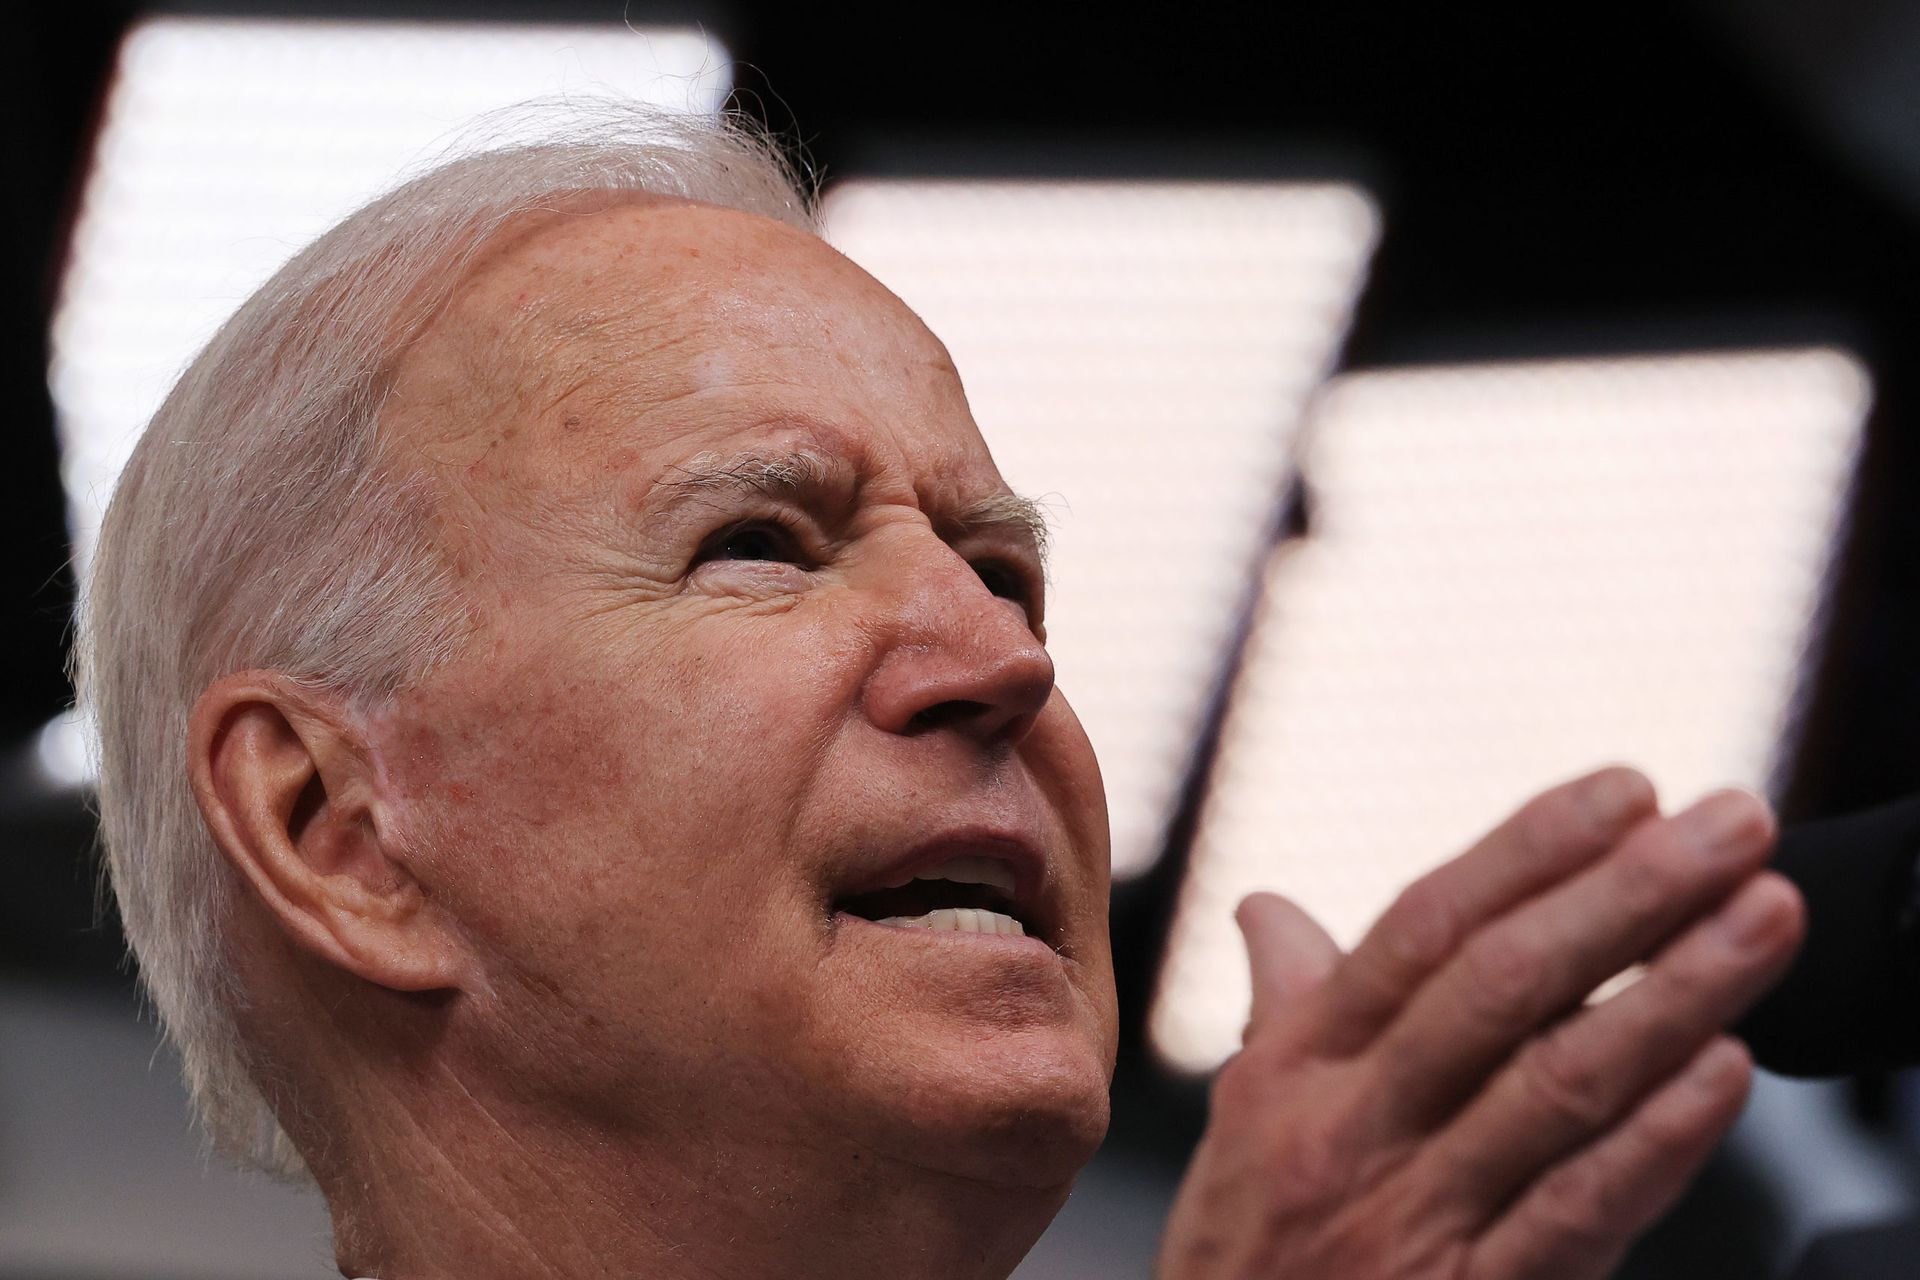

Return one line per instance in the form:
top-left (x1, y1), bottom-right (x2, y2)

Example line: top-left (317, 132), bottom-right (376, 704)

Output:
top-left (1579, 768), bottom-right (1647, 830)
top-left (1690, 1039), bottom-right (1749, 1091)
top-left (1718, 884), bottom-right (1786, 948)
top-left (1675, 790), bottom-right (1765, 851)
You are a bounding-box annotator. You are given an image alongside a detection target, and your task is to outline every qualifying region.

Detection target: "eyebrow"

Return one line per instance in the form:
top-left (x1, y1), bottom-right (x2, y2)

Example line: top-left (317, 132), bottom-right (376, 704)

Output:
top-left (953, 491), bottom-right (1053, 565)
top-left (645, 447), bottom-right (1052, 564)
top-left (647, 448), bottom-right (849, 519)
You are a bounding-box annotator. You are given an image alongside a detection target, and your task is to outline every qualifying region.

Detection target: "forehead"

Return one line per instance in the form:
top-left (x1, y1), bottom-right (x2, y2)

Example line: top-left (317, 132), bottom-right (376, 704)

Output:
top-left (386, 198), bottom-right (1000, 507)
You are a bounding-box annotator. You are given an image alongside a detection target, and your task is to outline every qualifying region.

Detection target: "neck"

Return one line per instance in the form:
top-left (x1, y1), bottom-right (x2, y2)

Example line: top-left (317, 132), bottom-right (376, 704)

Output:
top-left (313, 1058), bottom-right (1069, 1280)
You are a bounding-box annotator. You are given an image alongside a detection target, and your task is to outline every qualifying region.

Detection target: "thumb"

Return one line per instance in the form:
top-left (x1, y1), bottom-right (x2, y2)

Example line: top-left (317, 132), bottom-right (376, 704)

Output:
top-left (1236, 892), bottom-right (1342, 1041)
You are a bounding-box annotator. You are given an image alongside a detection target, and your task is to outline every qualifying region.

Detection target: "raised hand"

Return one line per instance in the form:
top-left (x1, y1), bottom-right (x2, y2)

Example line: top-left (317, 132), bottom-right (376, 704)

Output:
top-left (1156, 767), bottom-right (1805, 1280)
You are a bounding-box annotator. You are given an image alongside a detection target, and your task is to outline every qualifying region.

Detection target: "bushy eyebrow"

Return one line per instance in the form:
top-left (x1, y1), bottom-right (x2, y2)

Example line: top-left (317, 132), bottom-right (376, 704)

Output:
top-left (651, 448), bottom-right (844, 512)
top-left (952, 492), bottom-right (1053, 566)
top-left (645, 447), bottom-right (1051, 568)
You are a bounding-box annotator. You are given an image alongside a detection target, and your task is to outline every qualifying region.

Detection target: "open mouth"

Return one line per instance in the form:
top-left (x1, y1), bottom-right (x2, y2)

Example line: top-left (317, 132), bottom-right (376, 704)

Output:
top-left (835, 854), bottom-right (1036, 940)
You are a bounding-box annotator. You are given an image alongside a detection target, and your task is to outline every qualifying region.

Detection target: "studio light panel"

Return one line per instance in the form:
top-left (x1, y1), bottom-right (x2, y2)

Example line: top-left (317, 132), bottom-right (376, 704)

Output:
top-left (1152, 349), bottom-right (1870, 1072)
top-left (50, 16), bottom-right (729, 575)
top-left (823, 180), bottom-right (1379, 877)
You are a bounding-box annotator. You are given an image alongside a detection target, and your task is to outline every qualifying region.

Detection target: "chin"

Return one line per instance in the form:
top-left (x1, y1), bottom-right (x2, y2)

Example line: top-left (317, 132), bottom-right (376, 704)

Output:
top-left (864, 1024), bottom-right (1115, 1190)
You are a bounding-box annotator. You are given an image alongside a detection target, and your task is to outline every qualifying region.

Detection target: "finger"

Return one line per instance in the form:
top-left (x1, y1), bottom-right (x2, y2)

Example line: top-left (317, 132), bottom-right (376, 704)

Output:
top-left (1314, 766), bottom-right (1659, 1055)
top-left (1238, 892), bottom-right (1342, 1043)
top-left (1370, 787), bottom-right (1775, 1129)
top-left (1465, 1037), bottom-right (1753, 1280)
top-left (1410, 872), bottom-right (1801, 1218)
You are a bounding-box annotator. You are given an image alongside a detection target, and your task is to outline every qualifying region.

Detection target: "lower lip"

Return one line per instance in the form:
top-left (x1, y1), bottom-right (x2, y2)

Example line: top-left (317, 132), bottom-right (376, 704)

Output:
top-left (833, 911), bottom-right (1058, 956)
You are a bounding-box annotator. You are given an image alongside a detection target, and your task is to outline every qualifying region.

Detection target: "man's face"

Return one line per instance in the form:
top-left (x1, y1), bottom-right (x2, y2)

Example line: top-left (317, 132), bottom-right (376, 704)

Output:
top-left (371, 199), bottom-right (1117, 1188)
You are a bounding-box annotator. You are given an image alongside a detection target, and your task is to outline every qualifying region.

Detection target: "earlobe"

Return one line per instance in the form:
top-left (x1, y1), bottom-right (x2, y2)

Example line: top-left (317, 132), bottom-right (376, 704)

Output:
top-left (188, 673), bottom-right (468, 993)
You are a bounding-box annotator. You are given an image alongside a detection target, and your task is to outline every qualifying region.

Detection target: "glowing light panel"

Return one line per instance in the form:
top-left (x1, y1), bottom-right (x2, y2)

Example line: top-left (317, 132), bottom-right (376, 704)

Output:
top-left (50, 16), bottom-right (729, 575)
top-left (1153, 349), bottom-right (1870, 1071)
top-left (824, 180), bottom-right (1379, 876)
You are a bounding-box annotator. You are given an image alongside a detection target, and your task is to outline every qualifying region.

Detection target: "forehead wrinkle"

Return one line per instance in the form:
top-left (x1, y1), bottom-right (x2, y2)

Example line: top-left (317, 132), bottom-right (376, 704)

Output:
top-left (639, 438), bottom-right (1049, 568)
top-left (412, 212), bottom-right (754, 442)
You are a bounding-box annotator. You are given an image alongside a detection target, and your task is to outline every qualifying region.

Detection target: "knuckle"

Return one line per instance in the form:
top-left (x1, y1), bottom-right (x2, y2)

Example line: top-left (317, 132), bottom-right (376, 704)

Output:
top-left (1517, 785), bottom-right (1582, 854)
top-left (1384, 1221), bottom-right (1475, 1278)
top-left (1655, 945), bottom-right (1722, 1008)
top-left (1611, 842), bottom-right (1691, 918)
top-left (1649, 1044), bottom-right (1752, 1147)
top-left (1261, 1107), bottom-right (1360, 1206)
top-left (1212, 1037), bottom-right (1318, 1117)
top-left (1211, 1047), bottom-right (1271, 1114)
top-left (1521, 1032), bottom-right (1617, 1130)
top-left (1530, 1159), bottom-right (1619, 1247)
top-left (1637, 940), bottom-right (1714, 1010)
top-left (1459, 929), bottom-right (1547, 1028)
top-left (1378, 873), bottom-right (1462, 973)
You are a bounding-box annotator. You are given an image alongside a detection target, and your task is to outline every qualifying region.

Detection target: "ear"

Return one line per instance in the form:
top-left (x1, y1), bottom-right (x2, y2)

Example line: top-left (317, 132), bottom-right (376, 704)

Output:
top-left (188, 672), bottom-right (470, 993)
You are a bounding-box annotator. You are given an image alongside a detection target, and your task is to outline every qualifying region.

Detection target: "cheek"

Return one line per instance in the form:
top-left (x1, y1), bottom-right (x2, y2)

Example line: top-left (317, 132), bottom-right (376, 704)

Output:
top-left (383, 669), bottom-right (636, 831)
top-left (375, 609), bottom-right (866, 971)
top-left (1031, 695), bottom-right (1110, 873)
top-left (1029, 696), bottom-right (1118, 1017)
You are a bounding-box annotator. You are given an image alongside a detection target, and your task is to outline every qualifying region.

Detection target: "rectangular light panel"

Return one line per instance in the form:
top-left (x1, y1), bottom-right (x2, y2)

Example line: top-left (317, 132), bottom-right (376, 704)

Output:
top-left (1153, 349), bottom-right (1870, 1071)
top-left (824, 180), bottom-right (1379, 877)
top-left (49, 16), bottom-right (730, 578)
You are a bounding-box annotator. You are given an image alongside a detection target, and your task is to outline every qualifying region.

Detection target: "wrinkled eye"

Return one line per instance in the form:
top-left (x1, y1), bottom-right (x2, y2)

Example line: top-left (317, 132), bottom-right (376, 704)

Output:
top-left (972, 558), bottom-right (1040, 616)
top-left (696, 520), bottom-right (809, 567)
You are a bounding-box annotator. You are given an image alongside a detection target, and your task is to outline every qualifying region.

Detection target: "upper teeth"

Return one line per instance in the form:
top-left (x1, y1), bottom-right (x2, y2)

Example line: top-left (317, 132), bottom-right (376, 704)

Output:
top-left (876, 907), bottom-right (1026, 936)
top-left (902, 855), bottom-right (1018, 895)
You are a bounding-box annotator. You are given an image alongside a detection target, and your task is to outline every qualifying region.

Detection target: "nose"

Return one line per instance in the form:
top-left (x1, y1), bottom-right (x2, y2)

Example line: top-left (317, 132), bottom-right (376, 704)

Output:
top-left (861, 543), bottom-right (1056, 747)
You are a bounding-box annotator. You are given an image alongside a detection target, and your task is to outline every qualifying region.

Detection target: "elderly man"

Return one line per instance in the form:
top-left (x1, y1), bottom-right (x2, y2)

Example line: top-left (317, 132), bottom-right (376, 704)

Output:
top-left (79, 109), bottom-right (1803, 1279)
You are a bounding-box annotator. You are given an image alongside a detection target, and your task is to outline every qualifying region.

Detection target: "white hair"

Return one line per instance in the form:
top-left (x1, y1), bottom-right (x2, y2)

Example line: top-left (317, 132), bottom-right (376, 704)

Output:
top-left (75, 101), bottom-right (815, 1177)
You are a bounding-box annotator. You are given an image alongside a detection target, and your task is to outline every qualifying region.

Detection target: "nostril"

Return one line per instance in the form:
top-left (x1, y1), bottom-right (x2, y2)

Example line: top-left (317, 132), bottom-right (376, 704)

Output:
top-left (905, 700), bottom-right (991, 734)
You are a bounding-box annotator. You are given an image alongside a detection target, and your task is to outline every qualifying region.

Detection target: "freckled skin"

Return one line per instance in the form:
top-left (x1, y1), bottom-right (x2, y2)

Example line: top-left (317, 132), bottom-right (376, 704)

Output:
top-left (371, 201), bottom-right (1118, 1215)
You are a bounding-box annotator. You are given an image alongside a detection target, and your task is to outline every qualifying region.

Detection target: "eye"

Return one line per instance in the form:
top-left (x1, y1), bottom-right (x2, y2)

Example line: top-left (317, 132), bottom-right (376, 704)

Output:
top-left (695, 519), bottom-right (810, 567)
top-left (971, 558), bottom-right (1041, 616)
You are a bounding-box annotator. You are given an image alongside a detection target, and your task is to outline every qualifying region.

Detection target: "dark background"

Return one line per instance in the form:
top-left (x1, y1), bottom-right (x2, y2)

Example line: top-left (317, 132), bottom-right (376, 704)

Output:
top-left (7, 2), bottom-right (1920, 1273)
